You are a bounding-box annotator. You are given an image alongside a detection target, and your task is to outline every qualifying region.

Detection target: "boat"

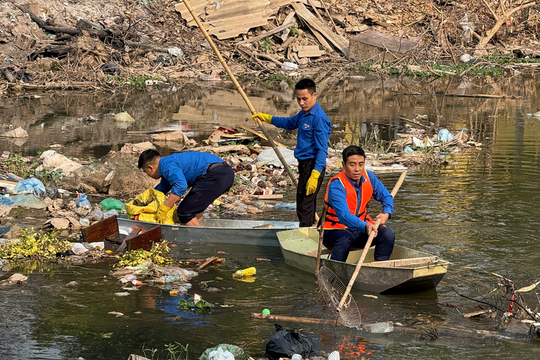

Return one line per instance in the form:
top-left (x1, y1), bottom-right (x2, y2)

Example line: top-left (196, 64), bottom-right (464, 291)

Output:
top-left (118, 216), bottom-right (299, 247)
top-left (277, 228), bottom-right (449, 294)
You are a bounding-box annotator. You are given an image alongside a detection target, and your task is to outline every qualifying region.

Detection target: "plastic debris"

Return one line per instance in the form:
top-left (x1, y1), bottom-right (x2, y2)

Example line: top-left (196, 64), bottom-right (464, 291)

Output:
top-left (437, 129), bottom-right (455, 143)
top-left (328, 351), bottom-right (340, 360)
top-left (13, 178), bottom-right (46, 198)
top-left (114, 112), bottom-right (136, 122)
top-left (200, 344), bottom-right (248, 360)
top-left (168, 46), bottom-right (184, 57)
top-left (76, 193), bottom-right (91, 208)
top-left (281, 62), bottom-right (298, 71)
top-left (100, 198), bottom-right (126, 212)
top-left (233, 267), bottom-right (256, 278)
top-left (1, 127), bottom-right (28, 138)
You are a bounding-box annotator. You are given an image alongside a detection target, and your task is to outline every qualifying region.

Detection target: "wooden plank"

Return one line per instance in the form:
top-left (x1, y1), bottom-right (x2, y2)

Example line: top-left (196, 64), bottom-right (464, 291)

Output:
top-left (81, 215), bottom-right (119, 243)
top-left (310, 28), bottom-right (333, 52)
top-left (127, 226), bottom-right (162, 251)
top-left (236, 124), bottom-right (286, 147)
top-left (249, 194), bottom-right (284, 199)
top-left (292, 3), bottom-right (349, 56)
top-left (280, 12), bottom-right (297, 42)
top-left (366, 256), bottom-right (439, 268)
top-left (294, 45), bottom-right (325, 57)
top-left (237, 18), bottom-right (296, 45)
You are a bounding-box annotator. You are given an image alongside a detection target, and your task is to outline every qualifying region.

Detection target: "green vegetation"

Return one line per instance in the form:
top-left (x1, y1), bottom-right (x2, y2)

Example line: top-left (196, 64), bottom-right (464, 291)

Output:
top-left (115, 241), bottom-right (172, 267)
top-left (0, 229), bottom-right (70, 260)
top-left (178, 296), bottom-right (215, 313)
top-left (0, 154), bottom-right (64, 185)
top-left (268, 73), bottom-right (288, 81)
top-left (104, 75), bottom-right (165, 88)
top-left (354, 61), bottom-right (505, 77)
top-left (142, 342), bottom-right (190, 360)
top-left (289, 26), bottom-right (299, 37)
top-left (260, 38), bottom-right (274, 53)
top-left (484, 54), bottom-right (540, 64)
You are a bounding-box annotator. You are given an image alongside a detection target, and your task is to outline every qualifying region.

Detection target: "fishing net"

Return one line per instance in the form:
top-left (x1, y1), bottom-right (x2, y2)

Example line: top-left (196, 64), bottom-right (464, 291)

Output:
top-left (318, 265), bottom-right (362, 328)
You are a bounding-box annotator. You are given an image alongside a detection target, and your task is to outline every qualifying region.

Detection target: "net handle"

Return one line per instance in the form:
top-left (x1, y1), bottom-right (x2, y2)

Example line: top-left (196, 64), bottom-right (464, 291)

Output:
top-left (337, 170), bottom-right (407, 312)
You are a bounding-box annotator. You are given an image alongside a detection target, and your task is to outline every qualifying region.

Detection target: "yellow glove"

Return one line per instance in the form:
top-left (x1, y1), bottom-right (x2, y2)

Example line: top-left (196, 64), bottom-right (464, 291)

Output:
top-left (252, 113), bottom-right (273, 124)
top-left (305, 169), bottom-right (320, 196)
top-left (156, 204), bottom-right (171, 223)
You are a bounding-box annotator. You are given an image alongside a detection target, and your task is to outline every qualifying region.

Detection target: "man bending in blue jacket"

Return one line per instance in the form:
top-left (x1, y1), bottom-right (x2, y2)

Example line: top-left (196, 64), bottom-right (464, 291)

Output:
top-left (138, 149), bottom-right (234, 226)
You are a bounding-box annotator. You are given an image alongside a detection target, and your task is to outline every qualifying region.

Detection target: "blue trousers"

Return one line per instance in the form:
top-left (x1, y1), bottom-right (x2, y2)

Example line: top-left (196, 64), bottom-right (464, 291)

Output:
top-left (322, 226), bottom-right (395, 262)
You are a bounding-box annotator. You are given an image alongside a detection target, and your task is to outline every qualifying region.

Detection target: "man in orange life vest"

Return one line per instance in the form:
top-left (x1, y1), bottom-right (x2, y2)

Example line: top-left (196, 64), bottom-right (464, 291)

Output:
top-left (323, 145), bottom-right (395, 262)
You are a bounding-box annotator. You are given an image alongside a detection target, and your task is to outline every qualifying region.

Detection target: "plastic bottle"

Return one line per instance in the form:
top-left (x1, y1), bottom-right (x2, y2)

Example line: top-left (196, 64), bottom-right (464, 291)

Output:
top-left (76, 193), bottom-right (91, 208)
top-left (232, 267), bottom-right (256, 278)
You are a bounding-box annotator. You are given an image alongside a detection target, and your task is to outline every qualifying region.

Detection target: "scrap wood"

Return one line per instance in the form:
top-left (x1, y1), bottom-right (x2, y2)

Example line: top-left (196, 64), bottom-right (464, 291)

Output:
top-left (197, 256), bottom-right (221, 270)
top-left (236, 124), bottom-right (286, 147)
top-left (292, 3), bottom-right (349, 56)
top-left (236, 15), bottom-right (296, 45)
top-left (463, 308), bottom-right (493, 318)
top-left (397, 116), bottom-right (430, 129)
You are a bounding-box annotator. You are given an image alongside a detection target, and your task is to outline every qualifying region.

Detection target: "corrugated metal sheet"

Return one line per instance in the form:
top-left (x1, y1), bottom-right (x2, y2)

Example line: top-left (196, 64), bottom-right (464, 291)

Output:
top-left (175, 0), bottom-right (294, 40)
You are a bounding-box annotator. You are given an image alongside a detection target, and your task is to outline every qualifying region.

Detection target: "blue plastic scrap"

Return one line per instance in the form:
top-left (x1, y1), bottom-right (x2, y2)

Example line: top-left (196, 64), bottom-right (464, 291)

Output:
top-left (13, 178), bottom-right (46, 198)
top-left (437, 129), bottom-right (455, 143)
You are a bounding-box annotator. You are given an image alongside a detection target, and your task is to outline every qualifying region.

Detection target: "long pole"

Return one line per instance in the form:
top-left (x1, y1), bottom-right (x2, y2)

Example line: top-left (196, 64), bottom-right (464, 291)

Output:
top-left (182, 0), bottom-right (298, 187)
top-left (336, 170), bottom-right (407, 313)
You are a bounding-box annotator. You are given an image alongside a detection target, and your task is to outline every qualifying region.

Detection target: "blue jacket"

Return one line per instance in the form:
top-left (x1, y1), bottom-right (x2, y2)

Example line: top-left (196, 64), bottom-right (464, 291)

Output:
top-left (155, 152), bottom-right (222, 196)
top-left (271, 101), bottom-right (331, 173)
top-left (327, 170), bottom-right (394, 233)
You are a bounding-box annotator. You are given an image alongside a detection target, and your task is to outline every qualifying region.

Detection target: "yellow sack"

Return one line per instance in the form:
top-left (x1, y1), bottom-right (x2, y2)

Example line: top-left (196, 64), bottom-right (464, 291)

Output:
top-left (124, 188), bottom-right (177, 224)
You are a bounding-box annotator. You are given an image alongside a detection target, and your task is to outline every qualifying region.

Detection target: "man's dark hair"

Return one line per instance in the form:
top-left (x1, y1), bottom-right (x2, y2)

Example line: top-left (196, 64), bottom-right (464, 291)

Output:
top-left (342, 145), bottom-right (366, 163)
top-left (295, 78), bottom-right (316, 94)
top-left (138, 149), bottom-right (161, 169)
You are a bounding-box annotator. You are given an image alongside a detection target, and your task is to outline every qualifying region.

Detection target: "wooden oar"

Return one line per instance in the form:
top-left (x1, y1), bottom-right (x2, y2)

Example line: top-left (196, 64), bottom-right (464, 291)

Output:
top-left (336, 170), bottom-right (407, 313)
top-left (182, 0), bottom-right (298, 188)
top-left (315, 204), bottom-right (328, 277)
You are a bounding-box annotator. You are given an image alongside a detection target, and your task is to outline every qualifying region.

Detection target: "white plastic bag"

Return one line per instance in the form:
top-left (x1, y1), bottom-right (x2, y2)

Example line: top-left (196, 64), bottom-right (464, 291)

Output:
top-left (208, 347), bottom-right (234, 360)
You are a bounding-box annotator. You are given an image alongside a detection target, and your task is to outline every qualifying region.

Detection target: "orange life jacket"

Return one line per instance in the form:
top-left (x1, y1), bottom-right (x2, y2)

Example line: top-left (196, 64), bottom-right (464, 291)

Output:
top-left (323, 170), bottom-right (374, 229)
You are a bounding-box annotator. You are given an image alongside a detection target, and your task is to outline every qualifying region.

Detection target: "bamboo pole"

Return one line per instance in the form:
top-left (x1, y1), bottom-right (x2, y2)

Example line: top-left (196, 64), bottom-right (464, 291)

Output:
top-left (181, 0), bottom-right (298, 187)
top-left (251, 313), bottom-right (339, 325)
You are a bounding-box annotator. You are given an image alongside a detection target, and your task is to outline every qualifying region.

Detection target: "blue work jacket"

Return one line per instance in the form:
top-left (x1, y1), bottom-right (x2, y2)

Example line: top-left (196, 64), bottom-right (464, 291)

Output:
top-left (271, 101), bottom-right (331, 173)
top-left (155, 152), bottom-right (222, 196)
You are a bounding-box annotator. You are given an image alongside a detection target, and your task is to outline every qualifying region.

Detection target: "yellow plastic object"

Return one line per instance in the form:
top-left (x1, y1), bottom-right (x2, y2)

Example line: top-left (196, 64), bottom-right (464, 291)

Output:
top-left (124, 188), bottom-right (177, 224)
top-left (233, 267), bottom-right (256, 278)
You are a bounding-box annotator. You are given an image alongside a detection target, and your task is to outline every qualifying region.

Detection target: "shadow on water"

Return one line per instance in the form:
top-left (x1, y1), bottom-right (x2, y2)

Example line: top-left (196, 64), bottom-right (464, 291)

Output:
top-left (1, 73), bottom-right (540, 359)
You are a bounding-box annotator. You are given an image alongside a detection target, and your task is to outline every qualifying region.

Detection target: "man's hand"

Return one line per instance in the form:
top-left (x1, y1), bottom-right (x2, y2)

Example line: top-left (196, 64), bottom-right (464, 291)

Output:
top-left (305, 169), bottom-right (320, 195)
top-left (375, 213), bottom-right (390, 226)
top-left (156, 204), bottom-right (171, 223)
top-left (365, 222), bottom-right (379, 237)
top-left (252, 113), bottom-right (273, 124)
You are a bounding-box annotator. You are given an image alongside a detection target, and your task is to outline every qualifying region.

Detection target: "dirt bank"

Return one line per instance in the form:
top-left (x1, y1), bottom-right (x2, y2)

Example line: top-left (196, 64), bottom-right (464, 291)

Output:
top-left (1, 0), bottom-right (539, 92)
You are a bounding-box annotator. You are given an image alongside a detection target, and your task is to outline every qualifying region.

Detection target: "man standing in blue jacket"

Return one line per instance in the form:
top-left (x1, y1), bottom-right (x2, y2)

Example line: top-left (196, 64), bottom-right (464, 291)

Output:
top-left (323, 145), bottom-right (395, 262)
top-left (253, 79), bottom-right (331, 227)
top-left (138, 149), bottom-right (234, 226)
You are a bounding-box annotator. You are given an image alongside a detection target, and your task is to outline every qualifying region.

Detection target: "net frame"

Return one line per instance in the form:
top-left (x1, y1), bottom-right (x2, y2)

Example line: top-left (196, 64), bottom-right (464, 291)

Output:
top-left (318, 265), bottom-right (362, 328)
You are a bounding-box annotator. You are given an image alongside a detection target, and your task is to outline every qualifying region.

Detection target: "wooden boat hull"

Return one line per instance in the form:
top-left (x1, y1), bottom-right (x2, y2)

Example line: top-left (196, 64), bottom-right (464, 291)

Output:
top-left (118, 217), bottom-right (299, 247)
top-left (277, 228), bottom-right (449, 294)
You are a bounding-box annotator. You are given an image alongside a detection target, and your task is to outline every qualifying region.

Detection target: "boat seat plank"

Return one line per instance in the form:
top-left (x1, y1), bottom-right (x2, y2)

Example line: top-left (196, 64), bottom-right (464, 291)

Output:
top-left (366, 256), bottom-right (439, 268)
top-left (304, 249), bottom-right (332, 256)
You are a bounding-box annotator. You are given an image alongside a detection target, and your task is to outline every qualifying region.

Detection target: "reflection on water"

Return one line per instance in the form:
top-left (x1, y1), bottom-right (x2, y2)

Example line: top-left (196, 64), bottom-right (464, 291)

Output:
top-left (1, 73), bottom-right (540, 359)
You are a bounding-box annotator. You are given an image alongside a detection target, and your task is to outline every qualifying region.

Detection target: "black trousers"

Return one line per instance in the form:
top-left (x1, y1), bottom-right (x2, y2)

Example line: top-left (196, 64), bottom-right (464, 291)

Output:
top-left (296, 158), bottom-right (325, 227)
top-left (176, 162), bottom-right (234, 224)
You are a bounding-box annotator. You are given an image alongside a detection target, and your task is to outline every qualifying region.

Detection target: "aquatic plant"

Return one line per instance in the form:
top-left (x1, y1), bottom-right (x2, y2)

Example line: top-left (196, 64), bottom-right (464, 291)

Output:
top-left (0, 229), bottom-right (70, 260)
top-left (115, 240), bottom-right (172, 268)
top-left (142, 342), bottom-right (190, 360)
top-left (178, 296), bottom-right (214, 314)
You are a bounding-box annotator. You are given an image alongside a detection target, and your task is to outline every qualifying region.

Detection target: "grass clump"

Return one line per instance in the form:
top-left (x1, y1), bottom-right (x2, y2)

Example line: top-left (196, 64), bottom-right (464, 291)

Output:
top-left (0, 229), bottom-right (70, 260)
top-left (115, 240), bottom-right (172, 268)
